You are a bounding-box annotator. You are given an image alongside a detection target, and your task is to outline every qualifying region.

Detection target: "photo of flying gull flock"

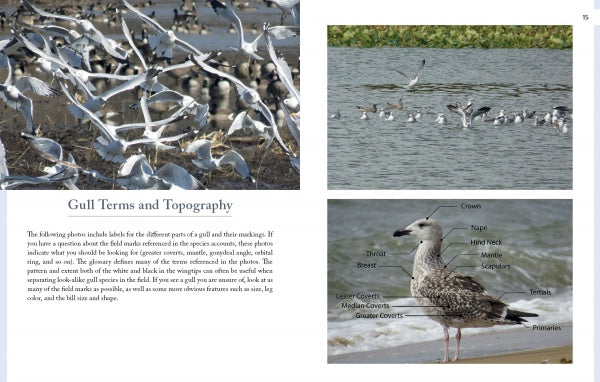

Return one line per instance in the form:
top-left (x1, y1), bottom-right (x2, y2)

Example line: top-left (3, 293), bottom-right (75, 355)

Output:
top-left (0, 0), bottom-right (300, 189)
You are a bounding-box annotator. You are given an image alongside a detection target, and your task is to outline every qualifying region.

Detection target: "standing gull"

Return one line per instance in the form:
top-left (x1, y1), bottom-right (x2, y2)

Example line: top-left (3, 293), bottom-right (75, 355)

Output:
top-left (393, 218), bottom-right (538, 362)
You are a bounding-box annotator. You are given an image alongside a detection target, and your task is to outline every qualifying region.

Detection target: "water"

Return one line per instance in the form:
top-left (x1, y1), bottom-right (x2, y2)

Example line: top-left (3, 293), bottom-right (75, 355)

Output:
top-left (327, 47), bottom-right (573, 189)
top-left (327, 199), bottom-right (573, 355)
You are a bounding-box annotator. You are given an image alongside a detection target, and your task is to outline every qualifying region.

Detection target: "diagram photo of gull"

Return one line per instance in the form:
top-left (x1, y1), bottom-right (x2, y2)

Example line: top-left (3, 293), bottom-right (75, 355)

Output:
top-left (0, 0), bottom-right (300, 190)
top-left (327, 199), bottom-right (572, 364)
top-left (327, 25), bottom-right (572, 190)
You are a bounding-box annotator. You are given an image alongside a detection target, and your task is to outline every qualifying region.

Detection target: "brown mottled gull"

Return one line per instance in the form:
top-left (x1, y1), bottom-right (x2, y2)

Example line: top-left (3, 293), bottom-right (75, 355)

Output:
top-left (393, 218), bottom-right (538, 362)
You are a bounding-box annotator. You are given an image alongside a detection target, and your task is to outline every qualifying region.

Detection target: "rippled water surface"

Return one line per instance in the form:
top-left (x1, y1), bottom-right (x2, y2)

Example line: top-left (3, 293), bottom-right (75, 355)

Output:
top-left (327, 47), bottom-right (572, 190)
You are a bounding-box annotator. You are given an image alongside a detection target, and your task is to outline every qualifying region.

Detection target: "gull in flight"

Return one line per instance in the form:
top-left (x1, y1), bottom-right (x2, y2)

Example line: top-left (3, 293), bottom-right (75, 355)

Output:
top-left (143, 89), bottom-right (209, 128)
top-left (0, 55), bottom-right (60, 133)
top-left (189, 53), bottom-right (292, 156)
top-left (209, 0), bottom-right (264, 60)
top-left (21, 0), bottom-right (128, 62)
top-left (60, 81), bottom-right (194, 163)
top-left (391, 59), bottom-right (425, 90)
top-left (263, 23), bottom-right (300, 106)
top-left (117, 154), bottom-right (201, 190)
top-left (121, 0), bottom-right (203, 59)
top-left (1, 133), bottom-right (80, 189)
top-left (279, 100), bottom-right (299, 146)
top-left (13, 28), bottom-right (133, 94)
top-left (138, 93), bottom-right (199, 160)
top-left (117, 11), bottom-right (217, 93)
top-left (227, 110), bottom-right (274, 146)
top-left (184, 139), bottom-right (255, 183)
top-left (446, 103), bottom-right (490, 128)
top-left (62, 66), bottom-right (160, 123)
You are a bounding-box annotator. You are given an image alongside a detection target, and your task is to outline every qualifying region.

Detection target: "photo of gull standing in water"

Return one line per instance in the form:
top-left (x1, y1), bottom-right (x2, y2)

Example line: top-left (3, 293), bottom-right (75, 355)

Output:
top-left (327, 25), bottom-right (572, 190)
top-left (327, 199), bottom-right (572, 364)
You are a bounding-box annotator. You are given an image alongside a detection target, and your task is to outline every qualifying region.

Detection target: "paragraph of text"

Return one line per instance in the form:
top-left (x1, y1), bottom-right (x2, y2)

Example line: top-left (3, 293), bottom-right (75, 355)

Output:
top-left (25, 229), bottom-right (276, 303)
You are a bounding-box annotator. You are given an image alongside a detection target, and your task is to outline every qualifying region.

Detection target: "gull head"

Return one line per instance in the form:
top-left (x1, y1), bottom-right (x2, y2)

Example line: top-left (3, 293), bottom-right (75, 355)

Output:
top-left (393, 218), bottom-right (443, 242)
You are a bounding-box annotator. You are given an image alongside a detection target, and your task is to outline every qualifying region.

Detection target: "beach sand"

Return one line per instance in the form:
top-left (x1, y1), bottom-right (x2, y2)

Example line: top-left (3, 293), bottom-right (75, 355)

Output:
top-left (328, 324), bottom-right (572, 364)
top-left (451, 345), bottom-right (572, 364)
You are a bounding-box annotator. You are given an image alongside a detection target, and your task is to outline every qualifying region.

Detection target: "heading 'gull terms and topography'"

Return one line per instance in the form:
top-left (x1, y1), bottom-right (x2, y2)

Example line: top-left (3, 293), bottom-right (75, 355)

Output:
top-left (67, 198), bottom-right (233, 214)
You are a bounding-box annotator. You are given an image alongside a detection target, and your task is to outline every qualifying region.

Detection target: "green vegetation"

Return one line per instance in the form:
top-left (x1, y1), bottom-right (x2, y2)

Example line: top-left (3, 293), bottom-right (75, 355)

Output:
top-left (327, 25), bottom-right (572, 49)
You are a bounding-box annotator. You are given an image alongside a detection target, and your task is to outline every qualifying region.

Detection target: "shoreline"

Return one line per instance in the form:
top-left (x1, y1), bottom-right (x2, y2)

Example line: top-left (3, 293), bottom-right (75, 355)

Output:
top-left (328, 324), bottom-right (572, 364)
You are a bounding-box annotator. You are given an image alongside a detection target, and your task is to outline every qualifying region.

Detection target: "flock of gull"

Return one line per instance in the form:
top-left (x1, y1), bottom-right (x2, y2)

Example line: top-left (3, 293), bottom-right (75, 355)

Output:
top-left (330, 58), bottom-right (572, 134)
top-left (0, 0), bottom-right (300, 189)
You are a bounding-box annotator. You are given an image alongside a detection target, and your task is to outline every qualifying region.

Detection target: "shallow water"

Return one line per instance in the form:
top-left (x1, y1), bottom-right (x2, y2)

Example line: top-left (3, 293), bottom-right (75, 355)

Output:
top-left (327, 47), bottom-right (572, 190)
top-left (327, 199), bottom-right (573, 355)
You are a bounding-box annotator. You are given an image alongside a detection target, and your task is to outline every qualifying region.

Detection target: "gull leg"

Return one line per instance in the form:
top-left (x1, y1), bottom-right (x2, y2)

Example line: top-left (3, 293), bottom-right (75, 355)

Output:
top-left (442, 327), bottom-right (450, 362)
top-left (452, 328), bottom-right (461, 361)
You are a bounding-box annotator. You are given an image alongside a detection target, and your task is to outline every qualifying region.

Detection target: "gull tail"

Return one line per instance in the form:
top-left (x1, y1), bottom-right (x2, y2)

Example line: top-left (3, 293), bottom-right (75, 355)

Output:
top-left (506, 309), bottom-right (538, 323)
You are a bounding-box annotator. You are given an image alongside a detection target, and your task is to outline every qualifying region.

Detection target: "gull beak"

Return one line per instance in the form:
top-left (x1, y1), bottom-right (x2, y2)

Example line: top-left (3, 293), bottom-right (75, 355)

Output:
top-left (393, 228), bottom-right (411, 237)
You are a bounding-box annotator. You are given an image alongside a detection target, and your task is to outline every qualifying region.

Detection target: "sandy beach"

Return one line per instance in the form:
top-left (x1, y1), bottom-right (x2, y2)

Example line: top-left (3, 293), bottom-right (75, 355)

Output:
top-left (328, 324), bottom-right (572, 364)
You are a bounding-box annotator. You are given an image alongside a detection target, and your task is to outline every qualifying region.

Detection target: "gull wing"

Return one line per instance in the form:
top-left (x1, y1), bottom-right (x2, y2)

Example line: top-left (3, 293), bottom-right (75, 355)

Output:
top-left (2, 55), bottom-right (11, 85)
top-left (99, 68), bottom-right (159, 102)
top-left (155, 163), bottom-right (201, 190)
top-left (185, 139), bottom-right (212, 159)
top-left (391, 68), bottom-right (409, 80)
top-left (267, 26), bottom-right (298, 40)
top-left (17, 93), bottom-right (35, 133)
top-left (21, 0), bottom-right (80, 24)
top-left (279, 100), bottom-right (299, 145)
top-left (121, 0), bottom-right (167, 34)
top-left (0, 135), bottom-right (7, 178)
top-left (15, 76), bottom-right (60, 97)
top-left (20, 133), bottom-right (82, 169)
top-left (122, 0), bottom-right (201, 55)
top-left (470, 106), bottom-right (491, 121)
top-left (59, 80), bottom-right (119, 143)
top-left (118, 10), bottom-right (148, 70)
top-left (20, 133), bottom-right (63, 161)
top-left (118, 154), bottom-right (153, 177)
top-left (226, 111), bottom-right (250, 135)
top-left (263, 23), bottom-right (299, 105)
top-left (217, 150), bottom-right (254, 182)
top-left (413, 59), bottom-right (425, 78)
top-left (148, 89), bottom-right (186, 104)
top-left (209, 0), bottom-right (244, 47)
top-left (191, 55), bottom-right (260, 108)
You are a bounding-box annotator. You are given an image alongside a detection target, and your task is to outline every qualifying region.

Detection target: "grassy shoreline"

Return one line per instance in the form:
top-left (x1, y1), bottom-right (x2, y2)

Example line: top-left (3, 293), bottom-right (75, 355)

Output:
top-left (327, 25), bottom-right (572, 49)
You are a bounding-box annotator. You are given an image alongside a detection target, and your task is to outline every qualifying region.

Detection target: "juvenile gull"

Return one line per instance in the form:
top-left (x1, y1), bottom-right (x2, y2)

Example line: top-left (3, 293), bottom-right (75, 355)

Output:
top-left (393, 218), bottom-right (538, 362)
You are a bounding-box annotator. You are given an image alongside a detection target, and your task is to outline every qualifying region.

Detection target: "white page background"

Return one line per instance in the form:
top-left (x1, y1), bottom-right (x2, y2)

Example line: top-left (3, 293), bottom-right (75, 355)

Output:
top-left (4, 0), bottom-right (595, 380)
